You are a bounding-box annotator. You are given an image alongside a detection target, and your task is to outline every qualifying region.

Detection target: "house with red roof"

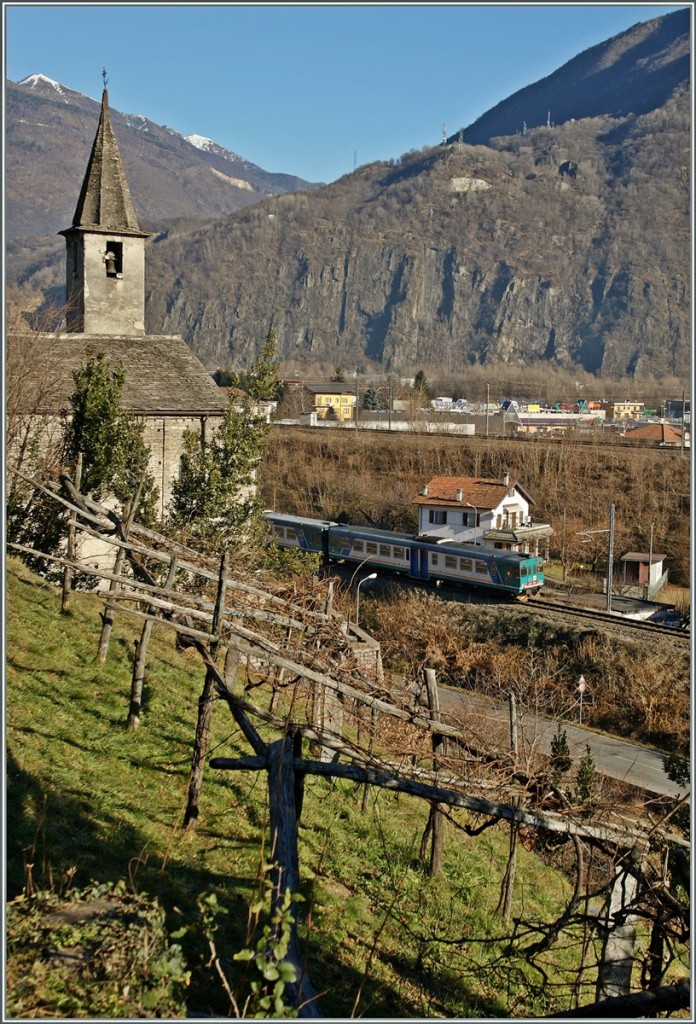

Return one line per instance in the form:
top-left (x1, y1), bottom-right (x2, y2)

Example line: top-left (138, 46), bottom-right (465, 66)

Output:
top-left (413, 474), bottom-right (553, 556)
top-left (624, 422), bottom-right (689, 448)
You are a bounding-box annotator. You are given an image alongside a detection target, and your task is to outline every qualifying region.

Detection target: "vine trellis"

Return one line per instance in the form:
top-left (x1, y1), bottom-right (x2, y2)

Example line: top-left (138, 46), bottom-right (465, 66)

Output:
top-left (8, 469), bottom-right (689, 1017)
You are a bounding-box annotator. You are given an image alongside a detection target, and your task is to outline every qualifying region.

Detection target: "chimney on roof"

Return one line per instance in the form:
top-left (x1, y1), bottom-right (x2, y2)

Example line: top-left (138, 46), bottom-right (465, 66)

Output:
top-left (422, 485), bottom-right (429, 496)
top-left (502, 473), bottom-right (510, 487)
top-left (456, 488), bottom-right (463, 502)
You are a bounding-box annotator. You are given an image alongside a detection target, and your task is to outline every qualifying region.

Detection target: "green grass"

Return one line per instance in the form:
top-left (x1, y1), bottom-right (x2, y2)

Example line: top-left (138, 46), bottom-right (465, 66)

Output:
top-left (7, 556), bottom-right (650, 1017)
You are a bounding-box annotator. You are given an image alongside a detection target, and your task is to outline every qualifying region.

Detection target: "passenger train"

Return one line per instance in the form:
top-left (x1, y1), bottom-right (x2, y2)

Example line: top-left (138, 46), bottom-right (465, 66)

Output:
top-left (263, 511), bottom-right (544, 599)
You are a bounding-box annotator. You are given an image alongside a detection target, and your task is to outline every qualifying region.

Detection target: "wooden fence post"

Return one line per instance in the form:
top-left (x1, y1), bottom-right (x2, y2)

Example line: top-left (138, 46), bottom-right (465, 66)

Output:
top-left (596, 851), bottom-right (643, 1000)
top-left (184, 551), bottom-right (228, 828)
top-left (127, 556), bottom-right (177, 730)
top-left (420, 667), bottom-right (444, 876)
top-left (61, 453), bottom-right (82, 613)
top-left (96, 494), bottom-right (140, 663)
top-left (266, 736), bottom-right (322, 1017)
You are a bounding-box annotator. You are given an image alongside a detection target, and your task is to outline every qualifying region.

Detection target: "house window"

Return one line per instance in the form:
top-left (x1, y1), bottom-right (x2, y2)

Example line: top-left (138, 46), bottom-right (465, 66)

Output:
top-left (463, 510), bottom-right (479, 527)
top-left (428, 510), bottom-right (447, 525)
top-left (104, 241), bottom-right (123, 277)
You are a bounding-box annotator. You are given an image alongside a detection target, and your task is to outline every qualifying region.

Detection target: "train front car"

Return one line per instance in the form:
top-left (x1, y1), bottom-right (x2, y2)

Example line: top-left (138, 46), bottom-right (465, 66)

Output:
top-left (262, 511), bottom-right (333, 555)
top-left (422, 541), bottom-right (544, 598)
top-left (498, 552), bottom-right (545, 599)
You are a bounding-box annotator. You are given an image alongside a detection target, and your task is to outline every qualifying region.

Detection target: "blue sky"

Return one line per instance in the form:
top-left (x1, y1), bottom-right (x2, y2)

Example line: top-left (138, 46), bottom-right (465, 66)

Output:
top-left (4, 3), bottom-right (688, 184)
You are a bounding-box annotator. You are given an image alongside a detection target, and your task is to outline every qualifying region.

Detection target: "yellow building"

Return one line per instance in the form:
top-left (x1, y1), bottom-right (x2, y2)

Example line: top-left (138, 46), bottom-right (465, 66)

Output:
top-left (604, 400), bottom-right (645, 420)
top-left (304, 384), bottom-right (356, 422)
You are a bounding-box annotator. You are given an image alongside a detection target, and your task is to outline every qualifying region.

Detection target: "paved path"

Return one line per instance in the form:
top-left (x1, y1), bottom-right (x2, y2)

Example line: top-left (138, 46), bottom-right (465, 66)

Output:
top-left (437, 687), bottom-right (685, 799)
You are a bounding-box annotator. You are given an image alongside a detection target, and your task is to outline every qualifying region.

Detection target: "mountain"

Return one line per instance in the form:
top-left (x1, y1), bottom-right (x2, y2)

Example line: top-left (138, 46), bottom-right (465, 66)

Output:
top-left (457, 8), bottom-right (690, 145)
top-left (5, 73), bottom-right (320, 241)
top-left (6, 10), bottom-right (690, 380)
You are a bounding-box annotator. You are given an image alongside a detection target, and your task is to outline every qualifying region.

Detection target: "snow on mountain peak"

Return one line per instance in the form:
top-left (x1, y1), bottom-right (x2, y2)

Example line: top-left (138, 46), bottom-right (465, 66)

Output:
top-left (186, 134), bottom-right (216, 152)
top-left (18, 73), bottom-right (67, 96)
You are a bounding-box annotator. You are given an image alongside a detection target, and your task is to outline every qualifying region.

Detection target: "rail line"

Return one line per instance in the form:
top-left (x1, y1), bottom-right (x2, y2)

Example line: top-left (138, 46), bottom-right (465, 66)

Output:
top-left (526, 595), bottom-right (690, 649)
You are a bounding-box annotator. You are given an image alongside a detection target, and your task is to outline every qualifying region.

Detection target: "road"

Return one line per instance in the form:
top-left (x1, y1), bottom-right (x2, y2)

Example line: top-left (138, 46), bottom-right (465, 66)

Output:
top-left (437, 687), bottom-right (685, 799)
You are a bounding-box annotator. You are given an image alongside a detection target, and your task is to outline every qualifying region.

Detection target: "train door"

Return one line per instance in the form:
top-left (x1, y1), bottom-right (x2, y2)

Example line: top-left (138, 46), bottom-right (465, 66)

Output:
top-left (409, 545), bottom-right (429, 579)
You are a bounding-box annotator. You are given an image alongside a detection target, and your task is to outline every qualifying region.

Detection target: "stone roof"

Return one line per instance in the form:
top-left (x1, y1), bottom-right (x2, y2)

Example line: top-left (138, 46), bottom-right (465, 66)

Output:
top-left (413, 475), bottom-right (534, 509)
top-left (11, 332), bottom-right (229, 416)
top-left (65, 90), bottom-right (149, 237)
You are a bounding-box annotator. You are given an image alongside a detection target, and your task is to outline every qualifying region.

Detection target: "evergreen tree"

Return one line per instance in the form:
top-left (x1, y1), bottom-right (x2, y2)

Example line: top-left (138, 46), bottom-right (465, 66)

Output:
top-left (65, 351), bottom-right (159, 521)
top-left (362, 385), bottom-right (380, 410)
top-left (550, 724), bottom-right (572, 784)
top-left (575, 744), bottom-right (597, 804)
top-left (412, 369), bottom-right (432, 401)
top-left (246, 329), bottom-right (280, 402)
top-left (169, 332), bottom-right (281, 549)
top-left (331, 367), bottom-right (346, 383)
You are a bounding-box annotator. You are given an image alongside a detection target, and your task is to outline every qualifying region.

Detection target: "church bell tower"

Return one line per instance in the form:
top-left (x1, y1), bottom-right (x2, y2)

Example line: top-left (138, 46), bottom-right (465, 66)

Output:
top-left (60, 88), bottom-right (151, 335)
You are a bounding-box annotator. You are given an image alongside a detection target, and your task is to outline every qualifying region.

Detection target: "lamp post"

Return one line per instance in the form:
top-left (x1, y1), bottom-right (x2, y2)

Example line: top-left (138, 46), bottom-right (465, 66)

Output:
top-left (355, 573), bottom-right (377, 627)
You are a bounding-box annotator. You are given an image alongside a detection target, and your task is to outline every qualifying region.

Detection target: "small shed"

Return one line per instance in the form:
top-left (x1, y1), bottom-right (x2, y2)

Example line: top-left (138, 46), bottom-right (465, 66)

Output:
top-left (619, 552), bottom-right (668, 598)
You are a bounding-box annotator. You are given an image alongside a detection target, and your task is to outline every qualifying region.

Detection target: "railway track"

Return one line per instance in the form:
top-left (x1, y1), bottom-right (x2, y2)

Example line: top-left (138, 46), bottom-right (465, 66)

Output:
top-left (525, 595), bottom-right (690, 649)
top-left (324, 565), bottom-right (690, 650)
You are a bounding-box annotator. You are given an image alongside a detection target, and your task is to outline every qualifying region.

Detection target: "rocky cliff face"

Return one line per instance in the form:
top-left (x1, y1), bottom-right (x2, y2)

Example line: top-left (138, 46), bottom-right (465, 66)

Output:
top-left (7, 11), bottom-right (690, 381)
top-left (145, 86), bottom-right (689, 378)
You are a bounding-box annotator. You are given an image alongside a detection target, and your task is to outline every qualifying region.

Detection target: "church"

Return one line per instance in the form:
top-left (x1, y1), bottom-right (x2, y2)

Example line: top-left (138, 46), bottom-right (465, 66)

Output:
top-left (8, 87), bottom-right (229, 517)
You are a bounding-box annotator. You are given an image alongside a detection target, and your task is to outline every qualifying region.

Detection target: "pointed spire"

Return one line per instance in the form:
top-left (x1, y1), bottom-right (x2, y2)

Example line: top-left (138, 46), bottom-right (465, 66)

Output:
top-left (71, 88), bottom-right (144, 233)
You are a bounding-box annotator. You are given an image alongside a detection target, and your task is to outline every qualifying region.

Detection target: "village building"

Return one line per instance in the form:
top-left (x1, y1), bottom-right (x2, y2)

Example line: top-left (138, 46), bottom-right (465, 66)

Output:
top-left (413, 475), bottom-right (553, 556)
top-left (280, 381), bottom-right (356, 423)
top-left (619, 551), bottom-right (669, 599)
top-left (623, 421), bottom-right (689, 448)
top-left (8, 88), bottom-right (228, 518)
top-left (601, 400), bottom-right (645, 421)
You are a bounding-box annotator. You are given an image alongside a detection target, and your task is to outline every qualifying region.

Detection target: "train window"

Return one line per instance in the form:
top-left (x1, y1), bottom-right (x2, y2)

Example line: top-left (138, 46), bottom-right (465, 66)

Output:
top-left (379, 544), bottom-right (392, 558)
top-left (366, 542), bottom-right (378, 554)
top-left (475, 560), bottom-right (487, 574)
top-left (308, 531), bottom-right (321, 547)
top-left (393, 546), bottom-right (405, 559)
top-left (428, 510), bottom-right (447, 525)
top-left (273, 526), bottom-right (284, 538)
top-left (460, 557), bottom-right (472, 572)
top-left (445, 555), bottom-right (457, 569)
top-left (353, 539), bottom-right (364, 553)
top-left (430, 553), bottom-right (439, 565)
top-left (520, 564), bottom-right (528, 576)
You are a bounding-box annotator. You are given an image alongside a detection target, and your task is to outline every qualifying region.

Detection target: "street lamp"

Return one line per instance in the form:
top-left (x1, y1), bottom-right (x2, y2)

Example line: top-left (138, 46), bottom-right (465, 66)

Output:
top-left (355, 573), bottom-right (377, 626)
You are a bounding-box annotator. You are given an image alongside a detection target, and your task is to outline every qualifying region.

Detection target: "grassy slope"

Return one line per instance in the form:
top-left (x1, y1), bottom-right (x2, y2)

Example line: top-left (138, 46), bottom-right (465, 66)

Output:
top-left (6, 557), bottom-right (628, 1017)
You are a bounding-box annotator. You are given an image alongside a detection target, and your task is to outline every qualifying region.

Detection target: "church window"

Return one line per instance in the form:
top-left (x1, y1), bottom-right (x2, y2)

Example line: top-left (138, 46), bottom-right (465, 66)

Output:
top-left (105, 241), bottom-right (123, 277)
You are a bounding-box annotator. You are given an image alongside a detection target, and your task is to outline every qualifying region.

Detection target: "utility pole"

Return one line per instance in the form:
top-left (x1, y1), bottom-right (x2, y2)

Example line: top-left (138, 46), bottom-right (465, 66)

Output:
top-left (485, 382), bottom-right (490, 437)
top-left (355, 371), bottom-right (360, 432)
top-left (606, 503), bottom-right (615, 614)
